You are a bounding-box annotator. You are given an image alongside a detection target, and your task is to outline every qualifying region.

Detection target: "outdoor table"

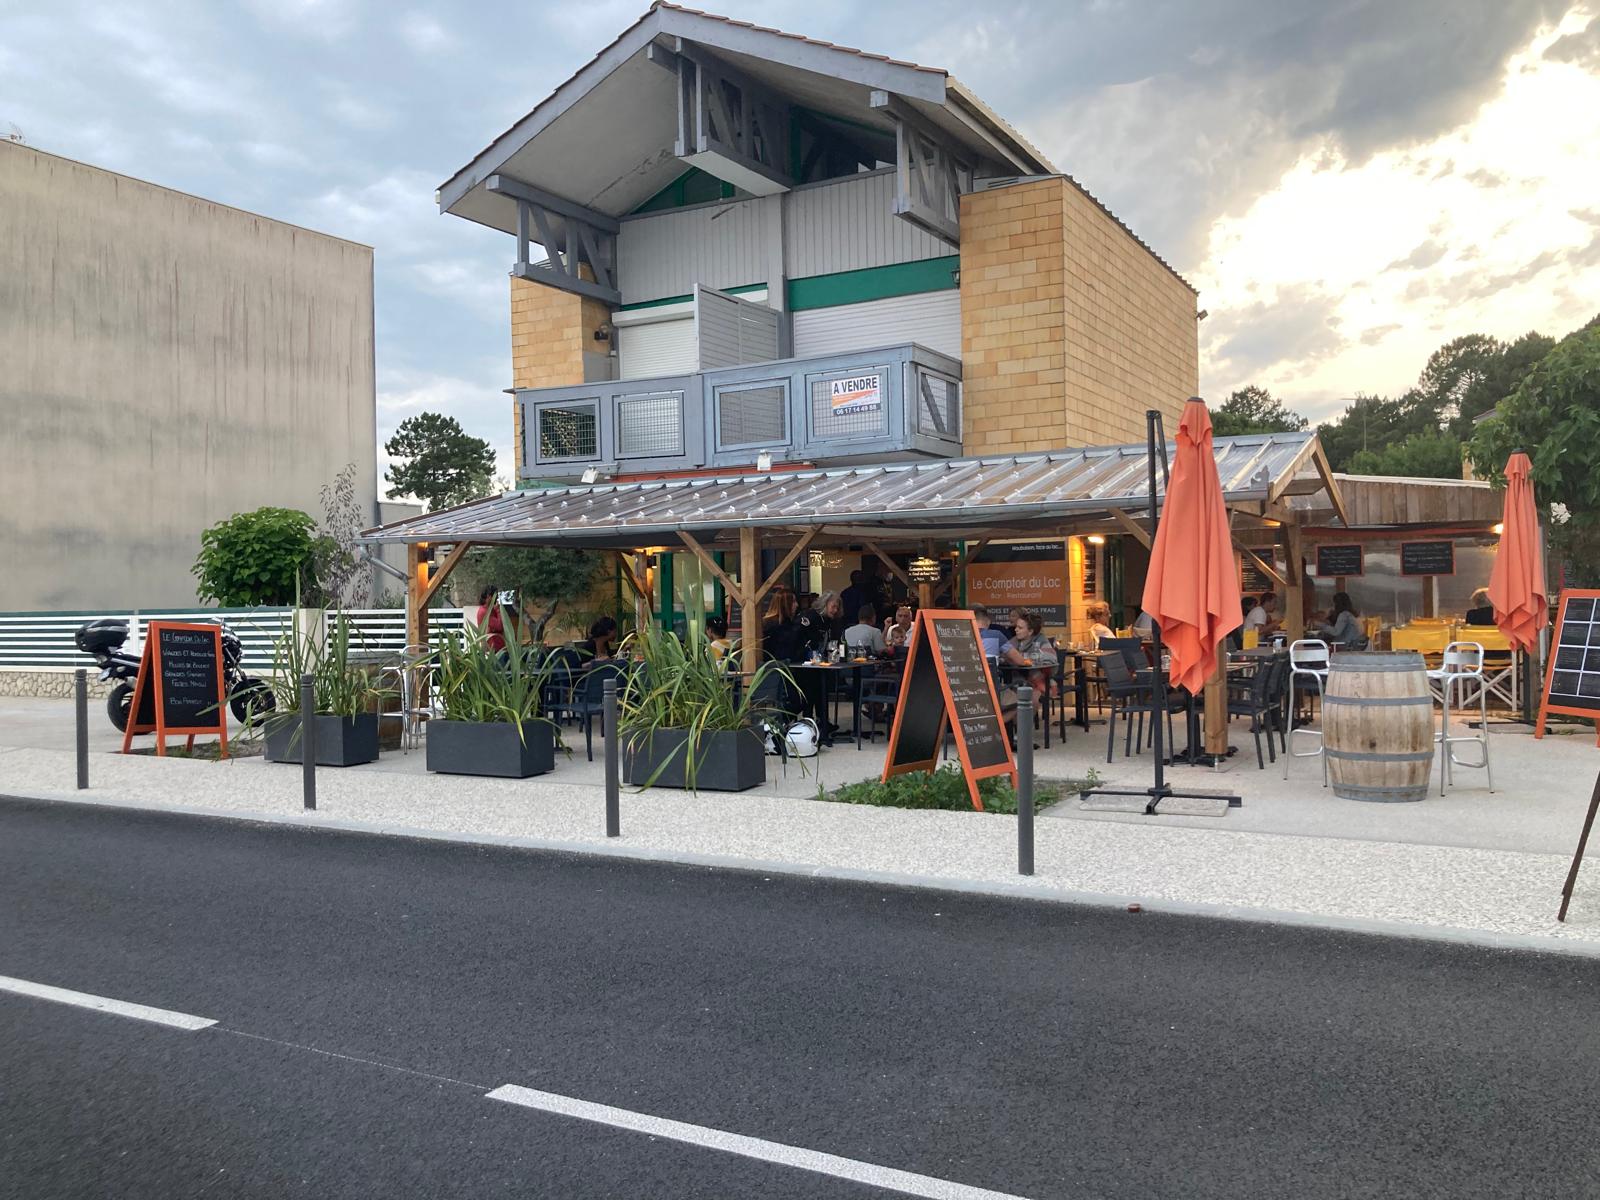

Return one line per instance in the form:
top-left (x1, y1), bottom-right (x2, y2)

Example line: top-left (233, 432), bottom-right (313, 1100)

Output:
top-left (1056, 649), bottom-right (1093, 732)
top-left (789, 659), bottom-right (879, 749)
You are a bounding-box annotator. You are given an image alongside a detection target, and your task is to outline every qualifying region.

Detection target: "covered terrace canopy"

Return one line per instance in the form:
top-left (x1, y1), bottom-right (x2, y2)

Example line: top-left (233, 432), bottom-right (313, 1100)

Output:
top-left (362, 431), bottom-right (1346, 662)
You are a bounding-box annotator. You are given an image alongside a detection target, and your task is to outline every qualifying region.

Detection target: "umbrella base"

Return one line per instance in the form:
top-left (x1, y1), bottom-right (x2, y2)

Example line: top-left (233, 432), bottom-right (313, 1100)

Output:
top-left (1078, 785), bottom-right (1241, 815)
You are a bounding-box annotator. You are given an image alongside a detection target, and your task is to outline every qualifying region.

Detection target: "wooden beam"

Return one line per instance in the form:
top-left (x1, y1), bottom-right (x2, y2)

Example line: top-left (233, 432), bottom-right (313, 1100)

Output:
top-left (1233, 540), bottom-right (1287, 590)
top-left (677, 531), bottom-right (743, 603)
top-left (1204, 641), bottom-right (1228, 757)
top-left (862, 541), bottom-right (912, 589)
top-left (1106, 507), bottom-right (1153, 549)
top-left (739, 527), bottom-right (761, 678)
top-left (616, 552), bottom-right (651, 606)
top-left (754, 529), bottom-right (819, 605)
top-left (417, 540), bottom-right (473, 610)
top-left (938, 538), bottom-right (990, 601)
top-left (1282, 522), bottom-right (1306, 640)
top-left (1311, 443), bottom-right (1351, 528)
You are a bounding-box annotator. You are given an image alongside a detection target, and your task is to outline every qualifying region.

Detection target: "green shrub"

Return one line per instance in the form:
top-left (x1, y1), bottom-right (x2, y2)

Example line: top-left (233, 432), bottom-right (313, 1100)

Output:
top-left (193, 507), bottom-right (319, 606)
top-left (825, 765), bottom-right (1069, 814)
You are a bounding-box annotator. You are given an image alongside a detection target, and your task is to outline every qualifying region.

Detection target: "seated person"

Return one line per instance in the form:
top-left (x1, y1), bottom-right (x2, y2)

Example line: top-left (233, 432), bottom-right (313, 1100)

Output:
top-left (1085, 601), bottom-right (1115, 646)
top-left (1317, 591), bottom-right (1366, 649)
top-left (1243, 591), bottom-right (1282, 639)
top-left (972, 604), bottom-right (1008, 657)
top-left (761, 590), bottom-right (801, 663)
top-left (843, 605), bottom-right (886, 656)
top-left (1132, 609), bottom-right (1157, 639)
top-left (1002, 609), bottom-right (1057, 692)
top-left (576, 616), bottom-right (618, 662)
top-left (884, 604), bottom-right (916, 651)
top-left (1465, 588), bottom-right (1495, 627)
top-left (705, 617), bottom-right (732, 664)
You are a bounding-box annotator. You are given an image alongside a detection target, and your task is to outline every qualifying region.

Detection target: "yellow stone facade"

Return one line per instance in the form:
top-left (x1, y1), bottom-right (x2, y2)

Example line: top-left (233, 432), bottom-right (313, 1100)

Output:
top-left (958, 177), bottom-right (1198, 454)
top-left (509, 275), bottom-right (610, 472)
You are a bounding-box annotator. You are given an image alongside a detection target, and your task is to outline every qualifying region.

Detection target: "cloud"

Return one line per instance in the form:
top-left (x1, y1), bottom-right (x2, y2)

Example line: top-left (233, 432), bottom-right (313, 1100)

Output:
top-left (398, 12), bottom-right (457, 53)
top-left (1360, 324), bottom-right (1402, 346)
top-left (1544, 16), bottom-right (1600, 68)
top-left (1463, 167), bottom-right (1510, 188)
top-left (1385, 239), bottom-right (1448, 271)
top-left (378, 362), bottom-right (516, 479)
top-left (1204, 284), bottom-right (1347, 379)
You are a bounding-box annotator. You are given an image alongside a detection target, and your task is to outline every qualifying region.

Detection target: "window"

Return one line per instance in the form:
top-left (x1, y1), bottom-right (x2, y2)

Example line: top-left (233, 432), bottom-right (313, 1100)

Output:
top-left (615, 391), bottom-right (684, 458)
top-left (809, 366), bottom-right (889, 440)
top-left (716, 381), bottom-right (788, 450)
top-left (914, 370), bottom-right (960, 439)
top-left (537, 402), bottom-right (598, 460)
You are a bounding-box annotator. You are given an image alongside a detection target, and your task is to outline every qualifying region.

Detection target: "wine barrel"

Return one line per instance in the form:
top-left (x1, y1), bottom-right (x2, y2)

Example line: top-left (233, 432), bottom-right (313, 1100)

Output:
top-left (1323, 651), bottom-right (1435, 802)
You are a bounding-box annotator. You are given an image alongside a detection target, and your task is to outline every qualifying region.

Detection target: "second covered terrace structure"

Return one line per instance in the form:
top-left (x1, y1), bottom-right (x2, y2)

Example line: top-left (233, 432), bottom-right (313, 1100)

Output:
top-left (363, 430), bottom-right (1348, 676)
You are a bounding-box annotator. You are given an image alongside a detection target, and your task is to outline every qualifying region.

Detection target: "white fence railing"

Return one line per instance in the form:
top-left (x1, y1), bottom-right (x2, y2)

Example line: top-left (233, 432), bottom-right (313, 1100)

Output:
top-left (0, 607), bottom-right (468, 673)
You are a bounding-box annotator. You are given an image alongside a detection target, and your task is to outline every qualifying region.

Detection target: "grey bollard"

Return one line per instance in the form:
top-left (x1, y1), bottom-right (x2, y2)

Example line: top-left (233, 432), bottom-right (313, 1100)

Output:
top-left (75, 668), bottom-right (89, 790)
top-left (1016, 685), bottom-right (1034, 876)
top-left (300, 673), bottom-right (317, 812)
top-left (603, 677), bottom-right (620, 838)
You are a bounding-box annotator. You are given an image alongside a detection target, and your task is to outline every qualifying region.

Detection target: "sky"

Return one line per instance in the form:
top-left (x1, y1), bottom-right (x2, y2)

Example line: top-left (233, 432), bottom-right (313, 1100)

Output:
top-left (3, 0), bottom-right (1597, 480)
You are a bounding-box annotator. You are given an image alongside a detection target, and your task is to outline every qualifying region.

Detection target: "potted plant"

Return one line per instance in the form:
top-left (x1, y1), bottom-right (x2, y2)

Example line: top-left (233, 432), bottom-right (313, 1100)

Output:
top-left (258, 610), bottom-right (384, 767)
top-left (620, 624), bottom-right (788, 792)
top-left (426, 620), bottom-right (560, 778)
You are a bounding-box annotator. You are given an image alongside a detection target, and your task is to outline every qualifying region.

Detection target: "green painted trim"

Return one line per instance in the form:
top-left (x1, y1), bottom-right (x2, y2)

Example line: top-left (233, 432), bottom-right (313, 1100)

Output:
top-left (616, 283), bottom-right (768, 312)
top-left (786, 256), bottom-right (959, 312)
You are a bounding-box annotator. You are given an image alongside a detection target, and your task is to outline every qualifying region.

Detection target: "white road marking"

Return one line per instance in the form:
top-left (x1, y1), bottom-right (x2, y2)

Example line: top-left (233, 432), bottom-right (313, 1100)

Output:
top-left (0, 974), bottom-right (216, 1030)
top-left (487, 1083), bottom-right (1034, 1200)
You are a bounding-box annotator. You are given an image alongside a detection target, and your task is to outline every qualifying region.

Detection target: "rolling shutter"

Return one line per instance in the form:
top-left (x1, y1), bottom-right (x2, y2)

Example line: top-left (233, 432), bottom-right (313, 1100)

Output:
top-left (791, 291), bottom-right (961, 359)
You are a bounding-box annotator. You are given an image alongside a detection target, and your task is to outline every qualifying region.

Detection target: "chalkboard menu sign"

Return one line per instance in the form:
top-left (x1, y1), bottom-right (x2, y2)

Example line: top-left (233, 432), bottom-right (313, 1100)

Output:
top-left (1316, 544), bottom-right (1364, 578)
top-left (1400, 540), bottom-right (1454, 577)
top-left (882, 610), bottom-right (1016, 809)
top-left (1538, 592), bottom-right (1600, 733)
top-left (1240, 560), bottom-right (1273, 595)
top-left (120, 621), bottom-right (230, 757)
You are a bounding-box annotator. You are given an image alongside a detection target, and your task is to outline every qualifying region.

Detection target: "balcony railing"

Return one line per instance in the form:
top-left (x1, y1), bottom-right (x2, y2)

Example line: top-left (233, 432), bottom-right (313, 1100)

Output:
top-left (518, 343), bottom-right (961, 480)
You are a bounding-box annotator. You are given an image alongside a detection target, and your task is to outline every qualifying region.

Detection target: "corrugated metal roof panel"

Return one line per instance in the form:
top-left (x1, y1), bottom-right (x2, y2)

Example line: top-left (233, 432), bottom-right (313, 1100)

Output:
top-left (361, 433), bottom-right (1335, 548)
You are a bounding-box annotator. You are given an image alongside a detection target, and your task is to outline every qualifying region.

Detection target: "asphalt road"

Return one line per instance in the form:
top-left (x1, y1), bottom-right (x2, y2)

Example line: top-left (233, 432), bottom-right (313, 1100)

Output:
top-left (2, 797), bottom-right (1599, 1199)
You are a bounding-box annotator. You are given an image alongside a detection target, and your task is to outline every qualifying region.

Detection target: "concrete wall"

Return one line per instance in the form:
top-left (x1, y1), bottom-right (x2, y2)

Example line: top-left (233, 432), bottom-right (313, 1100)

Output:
top-left (959, 177), bottom-right (1198, 453)
top-left (0, 143), bottom-right (377, 609)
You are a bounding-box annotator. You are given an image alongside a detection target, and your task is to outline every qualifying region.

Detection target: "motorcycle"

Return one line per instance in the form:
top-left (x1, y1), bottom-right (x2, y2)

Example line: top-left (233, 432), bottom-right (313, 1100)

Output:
top-left (74, 619), bottom-right (275, 732)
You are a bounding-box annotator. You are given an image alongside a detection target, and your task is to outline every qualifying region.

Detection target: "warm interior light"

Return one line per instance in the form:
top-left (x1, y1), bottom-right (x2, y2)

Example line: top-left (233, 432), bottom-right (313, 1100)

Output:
top-left (1086, 534), bottom-right (1106, 545)
top-left (1492, 522), bottom-right (1504, 535)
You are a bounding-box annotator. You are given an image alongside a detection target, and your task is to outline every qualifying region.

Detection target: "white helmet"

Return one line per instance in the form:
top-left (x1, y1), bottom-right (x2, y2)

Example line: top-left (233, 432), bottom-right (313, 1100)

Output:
top-left (783, 718), bottom-right (820, 758)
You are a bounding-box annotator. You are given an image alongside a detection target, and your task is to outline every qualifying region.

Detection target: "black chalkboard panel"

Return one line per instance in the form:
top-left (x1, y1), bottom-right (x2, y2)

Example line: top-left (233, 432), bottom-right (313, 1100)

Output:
top-left (156, 625), bottom-right (225, 730)
top-left (929, 618), bottom-right (1009, 772)
top-left (1316, 544), bottom-right (1364, 578)
top-left (1240, 561), bottom-right (1272, 595)
top-left (1545, 593), bottom-right (1600, 715)
top-left (1401, 541), bottom-right (1454, 577)
top-left (885, 638), bottom-right (945, 773)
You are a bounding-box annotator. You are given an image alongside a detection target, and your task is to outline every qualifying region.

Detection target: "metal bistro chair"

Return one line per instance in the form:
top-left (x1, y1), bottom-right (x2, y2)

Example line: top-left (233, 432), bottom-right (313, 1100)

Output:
top-left (1098, 651), bottom-right (1178, 764)
top-left (1429, 641), bottom-right (1494, 794)
top-left (1226, 652), bottom-right (1286, 770)
top-left (381, 643), bottom-right (442, 752)
top-left (1284, 639), bottom-right (1330, 784)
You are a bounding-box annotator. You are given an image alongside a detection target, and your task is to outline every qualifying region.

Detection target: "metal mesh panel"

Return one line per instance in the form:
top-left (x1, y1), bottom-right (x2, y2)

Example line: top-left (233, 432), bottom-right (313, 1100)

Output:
top-left (914, 370), bottom-right (960, 438)
top-left (810, 368), bottom-right (888, 439)
top-left (615, 392), bottom-right (684, 458)
top-left (717, 383), bottom-right (787, 449)
top-left (538, 403), bottom-right (598, 460)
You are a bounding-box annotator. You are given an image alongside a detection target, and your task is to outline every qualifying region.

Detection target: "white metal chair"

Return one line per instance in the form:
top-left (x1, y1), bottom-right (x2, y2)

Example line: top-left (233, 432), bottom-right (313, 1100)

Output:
top-left (1284, 639), bottom-right (1329, 783)
top-left (1429, 641), bottom-right (1493, 794)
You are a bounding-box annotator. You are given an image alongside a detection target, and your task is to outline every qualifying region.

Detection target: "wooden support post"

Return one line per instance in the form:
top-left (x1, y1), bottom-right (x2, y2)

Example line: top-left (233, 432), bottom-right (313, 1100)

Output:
top-left (739, 527), bottom-right (761, 677)
top-left (862, 541), bottom-right (912, 590)
top-left (1204, 640), bottom-right (1228, 757)
top-left (617, 551), bottom-right (655, 630)
top-left (417, 540), bottom-right (473, 610)
top-left (1282, 523), bottom-right (1306, 640)
top-left (406, 543), bottom-right (430, 650)
top-left (1106, 507), bottom-right (1154, 549)
top-left (754, 529), bottom-right (818, 606)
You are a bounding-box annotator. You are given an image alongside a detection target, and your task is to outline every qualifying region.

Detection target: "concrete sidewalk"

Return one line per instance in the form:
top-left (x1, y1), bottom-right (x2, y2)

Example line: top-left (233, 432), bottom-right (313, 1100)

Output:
top-left (3, 740), bottom-right (1597, 956)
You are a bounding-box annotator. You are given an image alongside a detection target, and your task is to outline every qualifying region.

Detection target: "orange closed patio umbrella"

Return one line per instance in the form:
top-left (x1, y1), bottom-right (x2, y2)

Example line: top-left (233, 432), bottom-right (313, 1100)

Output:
top-left (1487, 450), bottom-right (1546, 653)
top-left (1143, 399), bottom-right (1243, 694)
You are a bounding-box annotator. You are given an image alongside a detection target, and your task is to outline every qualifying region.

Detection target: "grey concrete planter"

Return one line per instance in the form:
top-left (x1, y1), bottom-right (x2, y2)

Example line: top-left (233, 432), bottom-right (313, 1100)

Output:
top-left (427, 719), bottom-right (555, 778)
top-left (263, 713), bottom-right (380, 768)
top-left (622, 727), bottom-right (766, 792)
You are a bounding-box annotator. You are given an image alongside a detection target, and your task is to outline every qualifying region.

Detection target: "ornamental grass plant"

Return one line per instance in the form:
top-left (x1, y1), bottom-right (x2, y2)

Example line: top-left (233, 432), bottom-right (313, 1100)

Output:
top-left (430, 613), bottom-right (559, 741)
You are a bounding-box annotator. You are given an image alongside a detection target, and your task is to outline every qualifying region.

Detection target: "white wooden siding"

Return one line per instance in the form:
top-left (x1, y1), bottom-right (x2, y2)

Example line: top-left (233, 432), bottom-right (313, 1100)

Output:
top-left (785, 171), bottom-right (952, 278)
top-left (791, 291), bottom-right (961, 359)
